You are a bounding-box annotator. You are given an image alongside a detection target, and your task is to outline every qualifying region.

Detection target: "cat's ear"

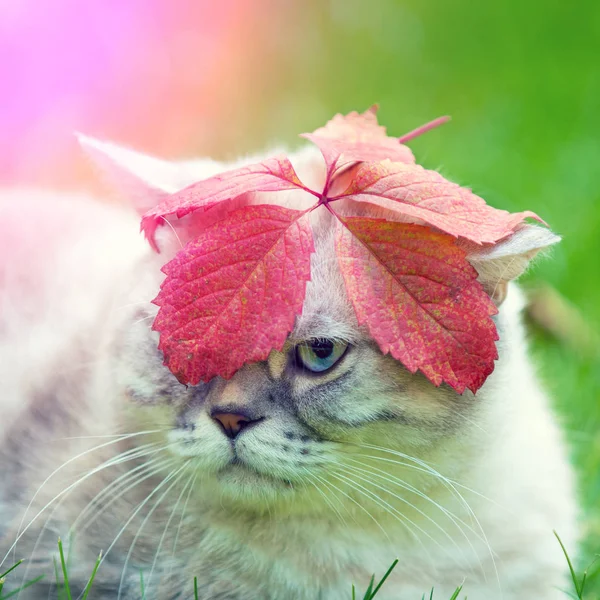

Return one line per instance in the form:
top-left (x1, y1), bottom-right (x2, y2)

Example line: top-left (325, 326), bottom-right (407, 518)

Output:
top-left (466, 225), bottom-right (560, 305)
top-left (76, 133), bottom-right (222, 215)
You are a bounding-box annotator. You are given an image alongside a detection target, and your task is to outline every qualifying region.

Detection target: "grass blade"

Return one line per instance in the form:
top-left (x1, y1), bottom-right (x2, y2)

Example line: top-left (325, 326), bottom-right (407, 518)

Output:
top-left (57, 538), bottom-right (72, 600)
top-left (140, 570), bottom-right (146, 600)
top-left (368, 559), bottom-right (399, 598)
top-left (580, 570), bottom-right (587, 597)
top-left (81, 552), bottom-right (102, 600)
top-left (0, 575), bottom-right (45, 599)
top-left (448, 584), bottom-right (463, 600)
top-left (194, 576), bottom-right (199, 600)
top-left (53, 556), bottom-right (61, 600)
top-left (554, 530), bottom-right (582, 598)
top-left (0, 561), bottom-right (23, 581)
top-left (362, 574), bottom-right (375, 599)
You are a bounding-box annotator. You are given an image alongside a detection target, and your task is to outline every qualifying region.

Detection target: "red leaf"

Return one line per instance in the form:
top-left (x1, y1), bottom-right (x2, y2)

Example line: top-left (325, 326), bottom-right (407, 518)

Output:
top-left (334, 215), bottom-right (499, 393)
top-left (135, 106), bottom-right (552, 393)
top-left (152, 204), bottom-right (314, 384)
top-left (302, 106), bottom-right (414, 178)
top-left (141, 156), bottom-right (315, 250)
top-left (331, 160), bottom-right (543, 244)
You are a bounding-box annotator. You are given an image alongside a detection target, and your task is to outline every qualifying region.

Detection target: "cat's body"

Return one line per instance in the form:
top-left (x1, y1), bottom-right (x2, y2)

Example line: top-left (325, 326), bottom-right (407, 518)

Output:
top-left (0, 143), bottom-right (577, 599)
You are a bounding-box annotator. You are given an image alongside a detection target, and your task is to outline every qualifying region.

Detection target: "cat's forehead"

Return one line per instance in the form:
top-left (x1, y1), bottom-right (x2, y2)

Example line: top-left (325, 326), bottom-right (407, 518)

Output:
top-left (274, 147), bottom-right (363, 344)
top-left (293, 220), bottom-right (362, 344)
top-left (233, 146), bottom-right (365, 344)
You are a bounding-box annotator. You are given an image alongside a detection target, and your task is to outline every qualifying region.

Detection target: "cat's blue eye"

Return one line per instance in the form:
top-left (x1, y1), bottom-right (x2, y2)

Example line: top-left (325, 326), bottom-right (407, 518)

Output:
top-left (295, 339), bottom-right (348, 373)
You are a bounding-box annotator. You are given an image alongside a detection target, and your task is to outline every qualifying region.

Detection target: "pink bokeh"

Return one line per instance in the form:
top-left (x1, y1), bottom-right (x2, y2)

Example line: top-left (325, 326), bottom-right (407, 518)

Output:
top-left (0, 0), bottom-right (272, 187)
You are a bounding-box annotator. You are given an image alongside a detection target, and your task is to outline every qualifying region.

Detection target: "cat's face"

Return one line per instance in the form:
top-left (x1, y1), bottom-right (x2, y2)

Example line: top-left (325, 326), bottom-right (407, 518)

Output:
top-left (94, 140), bottom-right (557, 515)
top-left (114, 210), bottom-right (474, 514)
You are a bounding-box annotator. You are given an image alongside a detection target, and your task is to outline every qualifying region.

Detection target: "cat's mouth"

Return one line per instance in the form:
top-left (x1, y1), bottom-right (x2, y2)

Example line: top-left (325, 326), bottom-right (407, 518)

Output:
top-left (218, 455), bottom-right (294, 489)
top-left (223, 454), bottom-right (266, 476)
top-left (228, 455), bottom-right (246, 467)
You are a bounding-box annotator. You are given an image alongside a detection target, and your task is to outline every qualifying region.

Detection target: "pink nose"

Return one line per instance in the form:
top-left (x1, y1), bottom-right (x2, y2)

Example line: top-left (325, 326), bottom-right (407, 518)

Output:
top-left (212, 412), bottom-right (255, 439)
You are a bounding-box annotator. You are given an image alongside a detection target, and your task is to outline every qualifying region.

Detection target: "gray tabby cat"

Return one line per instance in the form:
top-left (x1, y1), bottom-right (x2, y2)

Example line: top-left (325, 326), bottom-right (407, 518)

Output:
top-left (0, 138), bottom-right (577, 599)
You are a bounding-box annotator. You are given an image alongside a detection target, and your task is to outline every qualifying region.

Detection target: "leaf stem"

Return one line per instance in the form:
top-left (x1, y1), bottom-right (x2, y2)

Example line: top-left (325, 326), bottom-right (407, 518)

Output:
top-left (398, 116), bottom-right (451, 144)
top-left (320, 198), bottom-right (339, 220)
top-left (321, 160), bottom-right (337, 199)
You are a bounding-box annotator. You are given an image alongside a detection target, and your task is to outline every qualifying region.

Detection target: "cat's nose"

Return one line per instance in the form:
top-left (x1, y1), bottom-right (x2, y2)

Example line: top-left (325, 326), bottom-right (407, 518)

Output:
top-left (211, 410), bottom-right (263, 439)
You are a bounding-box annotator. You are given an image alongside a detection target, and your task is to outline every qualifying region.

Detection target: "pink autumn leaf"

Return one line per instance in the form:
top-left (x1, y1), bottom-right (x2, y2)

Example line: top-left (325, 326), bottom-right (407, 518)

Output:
top-left (301, 106), bottom-right (415, 179)
top-left (330, 160), bottom-right (544, 245)
top-left (152, 204), bottom-right (314, 385)
top-left (136, 106), bottom-right (554, 393)
top-left (141, 156), bottom-right (316, 250)
top-left (334, 214), bottom-right (499, 393)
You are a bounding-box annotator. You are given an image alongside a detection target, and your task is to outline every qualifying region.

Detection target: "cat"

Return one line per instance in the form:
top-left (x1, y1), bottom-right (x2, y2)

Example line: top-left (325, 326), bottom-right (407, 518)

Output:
top-left (0, 136), bottom-right (578, 599)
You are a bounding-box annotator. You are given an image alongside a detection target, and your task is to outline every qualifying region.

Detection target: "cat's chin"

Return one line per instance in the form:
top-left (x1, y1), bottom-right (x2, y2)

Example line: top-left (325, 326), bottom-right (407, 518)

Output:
top-left (214, 461), bottom-right (295, 504)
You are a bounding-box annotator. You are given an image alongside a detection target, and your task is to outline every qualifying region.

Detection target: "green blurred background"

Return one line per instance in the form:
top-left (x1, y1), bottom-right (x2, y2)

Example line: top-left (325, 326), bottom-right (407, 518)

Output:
top-left (3, 0), bottom-right (599, 592)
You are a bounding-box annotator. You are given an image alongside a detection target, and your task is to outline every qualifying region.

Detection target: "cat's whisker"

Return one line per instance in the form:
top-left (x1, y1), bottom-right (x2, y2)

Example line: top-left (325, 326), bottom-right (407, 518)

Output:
top-left (4, 433), bottom-right (165, 568)
top-left (335, 463), bottom-right (475, 575)
top-left (353, 450), bottom-right (501, 512)
top-left (302, 471), bottom-right (348, 527)
top-left (147, 466), bottom-right (197, 590)
top-left (326, 471), bottom-right (438, 580)
top-left (30, 443), bottom-right (162, 558)
top-left (16, 443), bottom-right (168, 590)
top-left (167, 468), bottom-right (199, 584)
top-left (131, 314), bottom-right (156, 327)
top-left (117, 463), bottom-right (190, 600)
top-left (310, 471), bottom-right (359, 526)
top-left (159, 215), bottom-right (184, 249)
top-left (72, 451), bottom-right (177, 537)
top-left (329, 469), bottom-right (444, 566)
top-left (297, 477), bottom-right (319, 515)
top-left (341, 459), bottom-right (459, 525)
top-left (312, 472), bottom-right (391, 543)
top-left (345, 457), bottom-right (477, 531)
top-left (344, 457), bottom-right (487, 553)
top-left (351, 445), bottom-right (500, 585)
top-left (351, 443), bottom-right (492, 518)
top-left (56, 430), bottom-right (163, 441)
top-left (359, 447), bottom-right (501, 544)
top-left (98, 462), bottom-right (189, 574)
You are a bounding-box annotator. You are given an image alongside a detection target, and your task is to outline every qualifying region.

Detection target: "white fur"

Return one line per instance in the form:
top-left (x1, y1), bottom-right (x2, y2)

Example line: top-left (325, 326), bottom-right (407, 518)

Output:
top-left (0, 142), bottom-right (578, 599)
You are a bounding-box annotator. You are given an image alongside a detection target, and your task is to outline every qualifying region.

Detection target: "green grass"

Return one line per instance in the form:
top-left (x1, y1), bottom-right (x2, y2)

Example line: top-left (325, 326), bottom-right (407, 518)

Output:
top-left (0, 561), bottom-right (43, 600)
top-left (0, 535), bottom-right (595, 599)
top-left (353, 558), bottom-right (399, 599)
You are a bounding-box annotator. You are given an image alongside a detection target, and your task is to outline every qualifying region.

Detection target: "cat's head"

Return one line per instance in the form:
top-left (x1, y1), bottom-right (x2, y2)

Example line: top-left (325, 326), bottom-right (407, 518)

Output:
top-left (82, 135), bottom-right (559, 515)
